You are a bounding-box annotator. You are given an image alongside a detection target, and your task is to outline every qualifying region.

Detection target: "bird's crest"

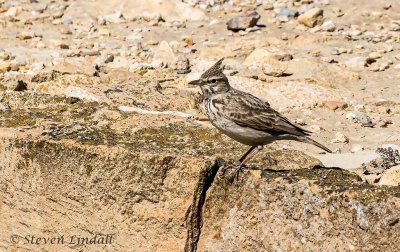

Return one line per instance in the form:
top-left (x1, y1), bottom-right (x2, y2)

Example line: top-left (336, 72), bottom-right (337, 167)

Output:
top-left (201, 58), bottom-right (225, 79)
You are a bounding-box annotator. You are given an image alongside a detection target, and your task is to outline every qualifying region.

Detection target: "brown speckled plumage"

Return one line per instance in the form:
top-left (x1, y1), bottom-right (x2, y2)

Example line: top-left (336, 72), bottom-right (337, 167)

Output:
top-left (189, 59), bottom-right (331, 177)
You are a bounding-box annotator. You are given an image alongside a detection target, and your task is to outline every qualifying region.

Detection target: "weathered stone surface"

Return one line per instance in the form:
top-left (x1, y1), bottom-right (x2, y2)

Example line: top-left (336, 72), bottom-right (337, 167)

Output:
top-left (199, 168), bottom-right (400, 252)
top-left (379, 165), bottom-right (400, 186)
top-left (1, 0), bottom-right (400, 250)
top-left (226, 11), bottom-right (260, 31)
top-left (262, 58), bottom-right (288, 77)
top-left (298, 8), bottom-right (324, 28)
top-left (153, 41), bottom-right (176, 67)
top-left (0, 92), bottom-right (399, 252)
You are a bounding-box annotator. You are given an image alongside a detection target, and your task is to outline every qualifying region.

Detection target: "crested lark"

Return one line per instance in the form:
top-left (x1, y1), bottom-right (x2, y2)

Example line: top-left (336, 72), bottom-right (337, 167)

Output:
top-left (189, 58), bottom-right (332, 176)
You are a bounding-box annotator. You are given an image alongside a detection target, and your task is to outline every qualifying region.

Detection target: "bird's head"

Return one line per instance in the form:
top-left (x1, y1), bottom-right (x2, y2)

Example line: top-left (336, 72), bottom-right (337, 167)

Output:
top-left (188, 58), bottom-right (230, 97)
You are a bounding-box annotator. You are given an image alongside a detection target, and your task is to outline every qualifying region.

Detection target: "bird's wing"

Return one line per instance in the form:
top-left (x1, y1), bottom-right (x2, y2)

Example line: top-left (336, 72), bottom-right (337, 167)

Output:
top-left (220, 90), bottom-right (311, 137)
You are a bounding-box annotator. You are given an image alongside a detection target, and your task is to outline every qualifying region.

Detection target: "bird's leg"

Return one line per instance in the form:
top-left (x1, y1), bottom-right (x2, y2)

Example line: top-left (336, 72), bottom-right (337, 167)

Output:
top-left (238, 145), bottom-right (257, 163)
top-left (221, 146), bottom-right (256, 174)
top-left (231, 145), bottom-right (264, 179)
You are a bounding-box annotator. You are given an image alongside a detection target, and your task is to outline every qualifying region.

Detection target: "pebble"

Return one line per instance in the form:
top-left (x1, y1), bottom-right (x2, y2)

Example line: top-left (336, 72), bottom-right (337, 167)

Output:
top-left (277, 8), bottom-right (298, 18)
top-left (226, 11), bottom-right (260, 31)
top-left (346, 112), bottom-right (373, 127)
top-left (379, 62), bottom-right (390, 71)
top-left (351, 144), bottom-right (364, 153)
top-left (126, 33), bottom-right (143, 40)
top-left (98, 28), bottom-right (111, 36)
top-left (209, 19), bottom-right (220, 26)
top-left (321, 20), bottom-right (336, 32)
top-left (62, 18), bottom-right (73, 25)
top-left (30, 62), bottom-right (45, 73)
top-left (321, 100), bottom-right (348, 110)
top-left (0, 62), bottom-right (11, 73)
top-left (17, 31), bottom-right (36, 40)
top-left (298, 8), bottom-right (324, 28)
top-left (262, 58), bottom-right (288, 77)
top-left (153, 41), bottom-right (176, 66)
top-left (5, 7), bottom-right (20, 17)
top-left (172, 54), bottom-right (190, 71)
top-left (368, 52), bottom-right (382, 59)
top-left (309, 125), bottom-right (322, 133)
top-left (52, 40), bottom-right (69, 49)
top-left (64, 86), bottom-right (100, 102)
top-left (331, 132), bottom-right (349, 143)
top-left (378, 165), bottom-right (400, 186)
top-left (343, 57), bottom-right (366, 71)
top-left (0, 50), bottom-right (11, 60)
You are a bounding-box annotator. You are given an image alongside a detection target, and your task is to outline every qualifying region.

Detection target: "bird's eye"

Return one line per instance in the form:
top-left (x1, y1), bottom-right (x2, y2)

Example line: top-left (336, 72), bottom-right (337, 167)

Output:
top-left (211, 79), bottom-right (217, 83)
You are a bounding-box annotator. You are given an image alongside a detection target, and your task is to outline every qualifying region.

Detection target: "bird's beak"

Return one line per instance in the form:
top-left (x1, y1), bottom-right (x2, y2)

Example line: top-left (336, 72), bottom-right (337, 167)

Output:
top-left (188, 79), bottom-right (203, 85)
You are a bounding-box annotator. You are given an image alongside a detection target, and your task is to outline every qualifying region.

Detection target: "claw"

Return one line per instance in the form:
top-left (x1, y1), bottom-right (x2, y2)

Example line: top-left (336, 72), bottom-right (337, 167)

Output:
top-left (220, 162), bottom-right (247, 182)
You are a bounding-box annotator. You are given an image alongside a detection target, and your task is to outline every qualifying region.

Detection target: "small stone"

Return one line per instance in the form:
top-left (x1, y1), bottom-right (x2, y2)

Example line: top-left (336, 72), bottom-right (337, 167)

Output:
top-left (209, 19), bottom-right (220, 26)
top-left (182, 36), bottom-right (193, 47)
top-left (14, 80), bottom-right (27, 91)
top-left (354, 104), bottom-right (365, 112)
top-left (61, 28), bottom-right (72, 35)
top-left (368, 52), bottom-right (382, 59)
top-left (0, 50), bottom-right (11, 60)
top-left (365, 174), bottom-right (381, 184)
top-left (394, 64), bottom-right (400, 70)
top-left (343, 57), bottom-right (366, 71)
top-left (348, 30), bottom-right (363, 36)
top-left (150, 60), bottom-right (165, 69)
top-left (298, 8), bottom-right (324, 28)
top-left (172, 54), bottom-right (190, 71)
top-left (101, 11), bottom-right (124, 23)
top-left (64, 86), bottom-right (100, 102)
top-left (98, 28), bottom-right (111, 36)
top-left (351, 144), bottom-right (364, 153)
top-left (0, 62), bottom-right (11, 73)
top-left (262, 58), bottom-right (288, 77)
top-left (62, 18), bottom-right (73, 25)
top-left (226, 11), bottom-right (260, 31)
top-left (244, 48), bottom-right (293, 66)
top-left (378, 165), bottom-right (400, 186)
top-left (36, 41), bottom-right (46, 48)
top-left (371, 11), bottom-right (383, 17)
top-left (53, 62), bottom-right (80, 74)
top-left (104, 55), bottom-right (114, 63)
top-left (277, 8), bottom-right (298, 18)
top-left (153, 41), bottom-right (176, 67)
top-left (126, 33), bottom-right (143, 40)
top-left (379, 62), bottom-right (390, 71)
top-left (321, 20), bottom-right (336, 32)
top-left (321, 100), bottom-right (348, 110)
top-left (5, 7), bottom-right (20, 17)
top-left (30, 62), bottom-right (45, 72)
top-left (346, 111), bottom-right (373, 126)
top-left (52, 40), bottom-right (69, 49)
top-left (331, 132), bottom-right (349, 143)
top-left (17, 31), bottom-right (36, 40)
top-left (309, 125), bottom-right (322, 133)
top-left (177, 69), bottom-right (191, 74)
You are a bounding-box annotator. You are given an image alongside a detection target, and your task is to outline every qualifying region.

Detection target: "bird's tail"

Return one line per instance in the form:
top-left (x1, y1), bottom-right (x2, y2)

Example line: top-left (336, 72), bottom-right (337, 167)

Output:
top-left (303, 137), bottom-right (332, 153)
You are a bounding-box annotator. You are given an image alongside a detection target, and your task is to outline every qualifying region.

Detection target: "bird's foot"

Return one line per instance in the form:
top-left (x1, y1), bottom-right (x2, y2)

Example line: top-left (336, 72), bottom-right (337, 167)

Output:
top-left (221, 161), bottom-right (247, 183)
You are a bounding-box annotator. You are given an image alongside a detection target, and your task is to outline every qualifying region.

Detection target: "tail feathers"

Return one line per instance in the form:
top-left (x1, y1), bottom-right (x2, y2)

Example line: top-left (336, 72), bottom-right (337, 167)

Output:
top-left (304, 137), bottom-right (332, 153)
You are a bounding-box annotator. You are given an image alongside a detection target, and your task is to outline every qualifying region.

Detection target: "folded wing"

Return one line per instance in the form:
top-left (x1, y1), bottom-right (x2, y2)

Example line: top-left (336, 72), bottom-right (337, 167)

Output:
top-left (222, 90), bottom-right (311, 137)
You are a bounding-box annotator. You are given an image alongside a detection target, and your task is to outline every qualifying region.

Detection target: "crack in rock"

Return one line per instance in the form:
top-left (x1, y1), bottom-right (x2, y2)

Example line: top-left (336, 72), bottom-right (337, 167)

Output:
top-left (184, 158), bottom-right (222, 252)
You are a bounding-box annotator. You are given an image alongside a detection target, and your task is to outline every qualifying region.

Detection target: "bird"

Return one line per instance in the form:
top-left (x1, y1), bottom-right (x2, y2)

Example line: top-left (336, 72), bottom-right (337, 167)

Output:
top-left (188, 58), bottom-right (332, 177)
